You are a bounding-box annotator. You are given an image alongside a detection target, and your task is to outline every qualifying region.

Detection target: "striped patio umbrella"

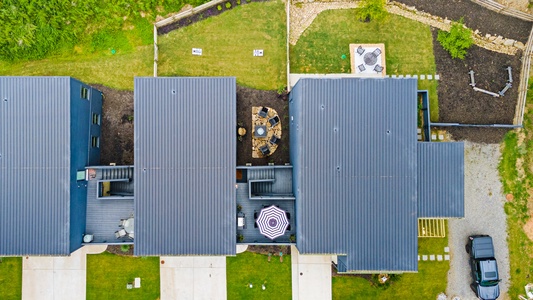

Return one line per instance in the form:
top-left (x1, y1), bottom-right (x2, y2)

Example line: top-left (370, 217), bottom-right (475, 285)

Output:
top-left (256, 205), bottom-right (289, 240)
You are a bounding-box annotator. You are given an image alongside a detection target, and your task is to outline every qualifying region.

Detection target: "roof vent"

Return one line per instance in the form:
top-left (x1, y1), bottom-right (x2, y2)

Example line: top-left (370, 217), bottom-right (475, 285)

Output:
top-left (333, 127), bottom-right (338, 133)
top-left (386, 130), bottom-right (391, 134)
top-left (336, 166), bottom-right (341, 171)
top-left (171, 90), bottom-right (176, 94)
top-left (320, 104), bottom-right (325, 109)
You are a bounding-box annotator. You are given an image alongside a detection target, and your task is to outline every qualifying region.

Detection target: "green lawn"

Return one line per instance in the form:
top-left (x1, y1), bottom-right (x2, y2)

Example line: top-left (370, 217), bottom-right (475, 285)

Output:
top-left (333, 236), bottom-right (449, 299)
top-left (499, 79), bottom-right (533, 297)
top-left (0, 257), bottom-right (22, 300)
top-left (86, 251), bottom-right (160, 300)
top-left (290, 10), bottom-right (439, 121)
top-left (158, 0), bottom-right (287, 90)
top-left (227, 251), bottom-right (291, 300)
top-left (0, 1), bottom-right (287, 91)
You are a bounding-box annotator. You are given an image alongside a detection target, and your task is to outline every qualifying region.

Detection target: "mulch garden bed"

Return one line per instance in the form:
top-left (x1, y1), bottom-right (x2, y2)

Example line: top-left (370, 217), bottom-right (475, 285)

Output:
top-left (247, 245), bottom-right (291, 256)
top-left (91, 84), bottom-right (134, 165)
top-left (106, 245), bottom-right (134, 256)
top-left (157, 0), bottom-right (268, 35)
top-left (237, 85), bottom-right (290, 166)
top-left (395, 0), bottom-right (532, 42)
top-left (430, 28), bottom-right (522, 142)
top-left (92, 83), bottom-right (289, 165)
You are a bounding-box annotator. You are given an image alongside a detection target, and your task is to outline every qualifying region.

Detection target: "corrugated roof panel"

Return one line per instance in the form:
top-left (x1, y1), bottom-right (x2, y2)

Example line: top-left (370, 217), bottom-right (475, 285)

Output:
top-left (417, 142), bottom-right (465, 218)
top-left (0, 77), bottom-right (71, 255)
top-left (134, 77), bottom-right (236, 256)
top-left (292, 78), bottom-right (418, 272)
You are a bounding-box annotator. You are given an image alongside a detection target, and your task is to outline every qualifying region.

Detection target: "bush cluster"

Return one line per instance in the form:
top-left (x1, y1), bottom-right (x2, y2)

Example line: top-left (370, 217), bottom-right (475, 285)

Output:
top-left (355, 0), bottom-right (388, 22)
top-left (0, 0), bottom-right (209, 61)
top-left (437, 19), bottom-right (474, 60)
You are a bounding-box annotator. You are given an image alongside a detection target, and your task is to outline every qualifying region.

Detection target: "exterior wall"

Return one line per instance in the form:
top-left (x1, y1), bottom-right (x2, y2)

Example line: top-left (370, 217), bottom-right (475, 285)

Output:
top-left (288, 82), bottom-right (303, 250)
top-left (69, 78), bottom-right (103, 252)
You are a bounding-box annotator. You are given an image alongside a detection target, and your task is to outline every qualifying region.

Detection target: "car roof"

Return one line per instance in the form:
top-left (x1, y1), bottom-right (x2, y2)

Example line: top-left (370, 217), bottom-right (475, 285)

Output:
top-left (472, 236), bottom-right (495, 259)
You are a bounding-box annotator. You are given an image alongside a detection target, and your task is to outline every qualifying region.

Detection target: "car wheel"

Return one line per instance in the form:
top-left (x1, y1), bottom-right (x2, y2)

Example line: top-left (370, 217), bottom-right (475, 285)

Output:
top-left (465, 244), bottom-right (470, 254)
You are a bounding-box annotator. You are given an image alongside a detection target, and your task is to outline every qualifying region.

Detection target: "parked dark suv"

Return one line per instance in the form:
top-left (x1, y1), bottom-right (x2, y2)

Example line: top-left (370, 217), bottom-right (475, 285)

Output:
top-left (466, 235), bottom-right (501, 300)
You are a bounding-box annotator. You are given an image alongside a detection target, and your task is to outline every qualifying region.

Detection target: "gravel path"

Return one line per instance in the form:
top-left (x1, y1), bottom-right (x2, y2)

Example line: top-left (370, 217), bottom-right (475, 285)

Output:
top-left (446, 142), bottom-right (510, 299)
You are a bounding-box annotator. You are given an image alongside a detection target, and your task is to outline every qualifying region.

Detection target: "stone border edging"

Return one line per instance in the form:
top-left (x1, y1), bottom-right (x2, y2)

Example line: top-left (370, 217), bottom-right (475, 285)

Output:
top-left (155, 0), bottom-right (228, 28)
top-left (471, 0), bottom-right (533, 22)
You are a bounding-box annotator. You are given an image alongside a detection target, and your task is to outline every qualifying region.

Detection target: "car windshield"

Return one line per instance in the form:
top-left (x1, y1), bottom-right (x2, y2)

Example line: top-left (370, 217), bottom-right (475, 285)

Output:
top-left (480, 280), bottom-right (499, 287)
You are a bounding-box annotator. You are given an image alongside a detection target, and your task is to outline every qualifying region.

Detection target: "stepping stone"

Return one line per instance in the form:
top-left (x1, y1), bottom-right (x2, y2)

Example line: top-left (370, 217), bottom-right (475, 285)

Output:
top-left (392, 75), bottom-right (397, 78)
top-left (399, 75), bottom-right (404, 78)
top-left (406, 75), bottom-right (411, 78)
top-left (418, 134), bottom-right (422, 140)
top-left (420, 75), bottom-right (426, 80)
top-left (422, 255), bottom-right (428, 261)
top-left (430, 255), bottom-right (435, 261)
top-left (431, 134), bottom-right (437, 141)
top-left (444, 255), bottom-right (450, 261)
top-left (437, 255), bottom-right (443, 261)
top-left (427, 75), bottom-right (433, 80)
top-left (435, 74), bottom-right (440, 80)
top-left (413, 75), bottom-right (418, 79)
top-left (444, 247), bottom-right (449, 253)
top-left (438, 134), bottom-right (444, 140)
top-left (418, 255), bottom-right (420, 261)
top-left (417, 128), bottom-right (422, 134)
top-left (385, 75), bottom-right (390, 78)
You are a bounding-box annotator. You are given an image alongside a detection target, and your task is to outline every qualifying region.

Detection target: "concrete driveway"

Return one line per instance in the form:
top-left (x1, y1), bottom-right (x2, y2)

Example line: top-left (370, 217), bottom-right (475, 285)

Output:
top-left (22, 245), bottom-right (106, 300)
top-left (160, 256), bottom-right (227, 300)
top-left (291, 245), bottom-right (332, 300)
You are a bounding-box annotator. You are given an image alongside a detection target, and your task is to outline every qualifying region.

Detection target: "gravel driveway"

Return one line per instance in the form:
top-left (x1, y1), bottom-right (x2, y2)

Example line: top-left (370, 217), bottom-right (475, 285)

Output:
top-left (446, 142), bottom-right (510, 299)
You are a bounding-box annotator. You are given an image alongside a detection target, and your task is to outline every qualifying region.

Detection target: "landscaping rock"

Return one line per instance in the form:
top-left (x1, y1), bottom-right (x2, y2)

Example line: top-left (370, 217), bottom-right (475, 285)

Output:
top-left (493, 35), bottom-right (504, 44)
top-left (515, 41), bottom-right (526, 50)
top-left (503, 39), bottom-right (515, 46)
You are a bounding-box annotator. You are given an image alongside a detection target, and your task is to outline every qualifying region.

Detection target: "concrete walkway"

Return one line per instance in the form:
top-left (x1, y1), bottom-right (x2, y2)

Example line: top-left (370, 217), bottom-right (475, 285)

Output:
top-left (22, 245), bottom-right (107, 300)
top-left (290, 245), bottom-right (332, 300)
top-left (160, 256), bottom-right (227, 300)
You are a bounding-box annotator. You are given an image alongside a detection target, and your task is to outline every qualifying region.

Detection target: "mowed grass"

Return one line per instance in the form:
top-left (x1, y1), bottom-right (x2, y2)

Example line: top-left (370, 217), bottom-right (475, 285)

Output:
top-left (86, 251), bottom-right (160, 300)
top-left (227, 251), bottom-right (291, 300)
top-left (0, 1), bottom-right (286, 91)
top-left (499, 80), bottom-right (533, 297)
top-left (0, 257), bottom-right (22, 299)
top-left (333, 236), bottom-right (449, 299)
top-left (291, 11), bottom-right (439, 121)
top-left (158, 0), bottom-right (287, 90)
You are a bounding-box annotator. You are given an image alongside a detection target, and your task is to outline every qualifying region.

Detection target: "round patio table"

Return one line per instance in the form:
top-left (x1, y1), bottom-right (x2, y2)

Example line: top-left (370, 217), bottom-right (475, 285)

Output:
top-left (364, 52), bottom-right (378, 65)
top-left (124, 218), bottom-right (134, 233)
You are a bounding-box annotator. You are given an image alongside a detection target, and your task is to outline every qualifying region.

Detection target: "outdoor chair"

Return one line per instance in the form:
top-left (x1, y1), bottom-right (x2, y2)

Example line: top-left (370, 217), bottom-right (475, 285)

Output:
top-left (286, 212), bottom-right (290, 220)
top-left (374, 64), bottom-right (384, 73)
top-left (128, 232), bottom-right (134, 239)
top-left (357, 45), bottom-right (365, 55)
top-left (115, 229), bottom-right (127, 239)
top-left (254, 211), bottom-right (258, 219)
top-left (269, 135), bottom-right (280, 145)
top-left (259, 144), bottom-right (270, 156)
top-left (258, 107), bottom-right (269, 118)
top-left (287, 224), bottom-right (291, 231)
top-left (268, 115), bottom-right (280, 127)
top-left (119, 219), bottom-right (127, 227)
top-left (373, 48), bottom-right (381, 56)
top-left (357, 64), bottom-right (366, 72)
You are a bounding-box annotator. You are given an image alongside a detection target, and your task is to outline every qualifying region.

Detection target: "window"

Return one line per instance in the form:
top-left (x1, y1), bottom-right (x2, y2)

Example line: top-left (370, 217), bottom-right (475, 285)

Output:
top-left (91, 136), bottom-right (99, 148)
top-left (81, 87), bottom-right (89, 100)
top-left (77, 170), bottom-right (86, 181)
top-left (92, 113), bottom-right (100, 125)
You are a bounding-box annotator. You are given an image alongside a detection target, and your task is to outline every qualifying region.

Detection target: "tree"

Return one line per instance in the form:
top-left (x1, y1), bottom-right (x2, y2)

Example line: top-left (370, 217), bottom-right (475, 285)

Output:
top-left (355, 0), bottom-right (388, 22)
top-left (437, 18), bottom-right (474, 59)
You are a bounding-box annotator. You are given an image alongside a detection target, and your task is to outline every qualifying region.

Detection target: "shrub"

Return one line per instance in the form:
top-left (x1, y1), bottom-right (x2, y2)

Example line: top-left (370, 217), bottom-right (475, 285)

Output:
top-left (225, 2), bottom-right (232, 8)
top-left (217, 4), bottom-right (222, 10)
top-left (355, 0), bottom-right (388, 22)
top-left (437, 18), bottom-right (473, 59)
top-left (120, 244), bottom-right (130, 252)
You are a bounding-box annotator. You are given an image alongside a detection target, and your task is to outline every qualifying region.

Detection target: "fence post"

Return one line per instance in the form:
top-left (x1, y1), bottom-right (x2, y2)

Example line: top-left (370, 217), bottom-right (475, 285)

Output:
top-left (154, 24), bottom-right (158, 77)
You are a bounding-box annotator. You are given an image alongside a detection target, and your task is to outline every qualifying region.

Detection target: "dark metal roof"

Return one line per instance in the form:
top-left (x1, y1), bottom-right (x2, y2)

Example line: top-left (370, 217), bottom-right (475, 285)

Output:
top-left (290, 77), bottom-right (419, 272)
top-left (417, 142), bottom-right (464, 218)
top-left (134, 77), bottom-right (236, 256)
top-left (0, 76), bottom-right (71, 255)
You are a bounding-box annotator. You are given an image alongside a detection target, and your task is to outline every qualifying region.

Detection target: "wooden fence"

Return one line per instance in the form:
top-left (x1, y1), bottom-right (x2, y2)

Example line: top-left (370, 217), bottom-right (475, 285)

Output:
top-left (514, 26), bottom-right (533, 126)
top-left (472, 0), bottom-right (533, 22)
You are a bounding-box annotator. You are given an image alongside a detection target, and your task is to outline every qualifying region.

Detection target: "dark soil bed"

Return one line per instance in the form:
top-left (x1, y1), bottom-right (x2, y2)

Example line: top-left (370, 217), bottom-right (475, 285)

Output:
top-left (158, 0), bottom-right (268, 35)
top-left (237, 85), bottom-right (290, 166)
top-left (91, 84), bottom-right (134, 165)
top-left (431, 28), bottom-right (522, 143)
top-left (246, 245), bottom-right (291, 256)
top-left (395, 0), bottom-right (532, 42)
top-left (106, 245), bottom-right (134, 256)
top-left (92, 83), bottom-right (289, 166)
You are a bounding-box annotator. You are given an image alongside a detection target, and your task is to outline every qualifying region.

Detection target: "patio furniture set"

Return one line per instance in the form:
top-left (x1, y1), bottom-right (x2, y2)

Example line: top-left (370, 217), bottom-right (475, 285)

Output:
top-left (356, 46), bottom-right (384, 73)
top-left (237, 205), bottom-right (290, 241)
top-left (251, 106), bottom-right (282, 158)
top-left (115, 216), bottom-right (134, 239)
